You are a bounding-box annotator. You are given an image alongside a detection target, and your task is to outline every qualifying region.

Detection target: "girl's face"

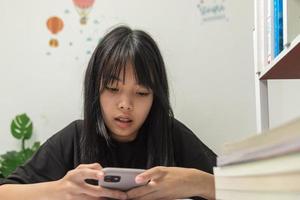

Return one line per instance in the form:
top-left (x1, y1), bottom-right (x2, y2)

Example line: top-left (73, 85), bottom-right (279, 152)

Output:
top-left (100, 64), bottom-right (153, 142)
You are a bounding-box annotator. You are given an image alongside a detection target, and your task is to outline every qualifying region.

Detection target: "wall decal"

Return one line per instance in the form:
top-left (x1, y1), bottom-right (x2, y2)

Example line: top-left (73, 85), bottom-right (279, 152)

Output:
top-left (46, 16), bottom-right (64, 47)
top-left (73, 0), bottom-right (95, 25)
top-left (197, 0), bottom-right (228, 24)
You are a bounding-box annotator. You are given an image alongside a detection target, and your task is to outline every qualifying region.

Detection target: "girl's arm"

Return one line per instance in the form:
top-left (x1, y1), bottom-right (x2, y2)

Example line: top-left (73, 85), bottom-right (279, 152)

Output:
top-left (0, 163), bottom-right (127, 200)
top-left (126, 166), bottom-right (215, 200)
top-left (0, 181), bottom-right (61, 200)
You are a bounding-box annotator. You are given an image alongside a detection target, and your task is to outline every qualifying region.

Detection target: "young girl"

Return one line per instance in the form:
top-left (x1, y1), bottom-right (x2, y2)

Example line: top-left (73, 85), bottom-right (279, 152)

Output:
top-left (0, 26), bottom-right (216, 199)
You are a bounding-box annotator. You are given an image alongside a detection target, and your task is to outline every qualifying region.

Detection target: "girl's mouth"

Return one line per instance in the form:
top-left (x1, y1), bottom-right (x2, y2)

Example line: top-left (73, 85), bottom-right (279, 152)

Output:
top-left (116, 117), bottom-right (132, 123)
top-left (115, 116), bottom-right (133, 128)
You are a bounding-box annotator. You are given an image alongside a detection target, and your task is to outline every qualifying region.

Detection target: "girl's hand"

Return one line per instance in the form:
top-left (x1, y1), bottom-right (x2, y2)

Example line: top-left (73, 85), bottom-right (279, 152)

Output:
top-left (126, 166), bottom-right (215, 200)
top-left (55, 163), bottom-right (127, 200)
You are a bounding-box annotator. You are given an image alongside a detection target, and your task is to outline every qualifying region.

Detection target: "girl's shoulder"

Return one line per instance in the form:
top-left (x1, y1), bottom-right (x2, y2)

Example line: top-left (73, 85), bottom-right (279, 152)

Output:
top-left (54, 119), bottom-right (83, 135)
top-left (46, 119), bottom-right (83, 148)
top-left (171, 118), bottom-right (196, 137)
top-left (171, 118), bottom-right (217, 170)
top-left (171, 118), bottom-right (214, 152)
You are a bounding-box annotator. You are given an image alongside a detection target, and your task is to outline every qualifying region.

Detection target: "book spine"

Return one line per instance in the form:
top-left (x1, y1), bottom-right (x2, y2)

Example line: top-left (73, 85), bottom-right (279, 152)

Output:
top-left (282, 0), bottom-right (288, 47)
top-left (267, 0), bottom-right (274, 64)
top-left (274, 0), bottom-right (284, 57)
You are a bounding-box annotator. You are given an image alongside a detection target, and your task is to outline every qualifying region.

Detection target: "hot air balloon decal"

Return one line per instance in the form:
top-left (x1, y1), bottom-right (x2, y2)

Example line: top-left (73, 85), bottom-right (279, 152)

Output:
top-left (73, 0), bottom-right (95, 25)
top-left (46, 16), bottom-right (64, 47)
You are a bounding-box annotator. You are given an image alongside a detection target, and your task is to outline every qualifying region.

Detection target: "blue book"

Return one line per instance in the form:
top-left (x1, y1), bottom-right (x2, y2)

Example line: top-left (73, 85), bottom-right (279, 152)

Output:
top-left (274, 0), bottom-right (284, 57)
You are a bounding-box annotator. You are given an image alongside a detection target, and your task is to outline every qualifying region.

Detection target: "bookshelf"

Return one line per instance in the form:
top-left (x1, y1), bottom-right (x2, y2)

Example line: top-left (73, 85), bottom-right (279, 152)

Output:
top-left (253, 0), bottom-right (300, 132)
top-left (215, 3), bottom-right (300, 198)
top-left (260, 34), bottom-right (300, 79)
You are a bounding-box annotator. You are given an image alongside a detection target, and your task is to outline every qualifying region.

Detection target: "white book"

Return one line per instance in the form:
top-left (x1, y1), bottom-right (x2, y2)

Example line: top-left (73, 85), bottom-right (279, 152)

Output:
top-left (216, 190), bottom-right (300, 200)
top-left (220, 117), bottom-right (300, 156)
top-left (214, 151), bottom-right (300, 177)
top-left (283, 0), bottom-right (300, 47)
top-left (214, 172), bottom-right (300, 192)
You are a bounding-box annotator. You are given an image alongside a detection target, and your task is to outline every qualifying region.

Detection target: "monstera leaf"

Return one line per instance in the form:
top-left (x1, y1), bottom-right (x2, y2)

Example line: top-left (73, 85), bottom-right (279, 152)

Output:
top-left (0, 114), bottom-right (40, 178)
top-left (10, 113), bottom-right (33, 140)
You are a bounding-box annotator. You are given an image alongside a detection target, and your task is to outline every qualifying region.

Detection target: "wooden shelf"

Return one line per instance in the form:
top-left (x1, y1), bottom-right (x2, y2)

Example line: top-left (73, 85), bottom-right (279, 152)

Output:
top-left (260, 34), bottom-right (300, 80)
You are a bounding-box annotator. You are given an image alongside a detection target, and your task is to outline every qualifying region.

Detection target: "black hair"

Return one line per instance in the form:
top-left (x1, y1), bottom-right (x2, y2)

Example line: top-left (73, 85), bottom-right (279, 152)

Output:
top-left (81, 25), bottom-right (175, 168)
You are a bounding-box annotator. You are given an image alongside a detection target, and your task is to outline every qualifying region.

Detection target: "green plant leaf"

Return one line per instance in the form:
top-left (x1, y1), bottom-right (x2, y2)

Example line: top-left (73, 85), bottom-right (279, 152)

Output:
top-left (32, 142), bottom-right (41, 151)
top-left (1, 113), bottom-right (40, 177)
top-left (10, 113), bottom-right (33, 140)
top-left (0, 151), bottom-right (24, 177)
top-left (0, 146), bottom-right (40, 178)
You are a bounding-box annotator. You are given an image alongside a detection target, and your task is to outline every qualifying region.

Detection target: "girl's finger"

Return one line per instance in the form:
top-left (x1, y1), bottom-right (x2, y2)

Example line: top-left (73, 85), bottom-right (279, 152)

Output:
top-left (76, 163), bottom-right (103, 170)
top-left (70, 168), bottom-right (103, 182)
top-left (131, 191), bottom-right (161, 200)
top-left (135, 166), bottom-right (166, 184)
top-left (72, 193), bottom-right (106, 200)
top-left (81, 184), bottom-right (127, 199)
top-left (127, 180), bottom-right (158, 199)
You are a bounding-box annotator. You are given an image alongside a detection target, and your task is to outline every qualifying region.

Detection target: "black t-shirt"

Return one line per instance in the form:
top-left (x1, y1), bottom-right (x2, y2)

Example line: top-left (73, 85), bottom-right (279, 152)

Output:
top-left (0, 119), bottom-right (216, 198)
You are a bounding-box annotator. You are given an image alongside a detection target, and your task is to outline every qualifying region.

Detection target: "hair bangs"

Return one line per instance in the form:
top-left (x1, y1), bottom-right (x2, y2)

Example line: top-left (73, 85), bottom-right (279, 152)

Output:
top-left (99, 37), bottom-right (156, 91)
top-left (99, 39), bottom-right (132, 91)
top-left (132, 49), bottom-right (156, 90)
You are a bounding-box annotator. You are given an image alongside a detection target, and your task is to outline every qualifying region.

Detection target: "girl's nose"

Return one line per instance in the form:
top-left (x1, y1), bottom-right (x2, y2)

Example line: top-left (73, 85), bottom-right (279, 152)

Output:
top-left (119, 103), bottom-right (132, 111)
top-left (118, 95), bottom-right (133, 111)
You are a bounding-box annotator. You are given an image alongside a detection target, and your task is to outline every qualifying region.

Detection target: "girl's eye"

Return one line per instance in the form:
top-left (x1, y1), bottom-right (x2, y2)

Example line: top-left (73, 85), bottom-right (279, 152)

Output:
top-left (137, 92), bottom-right (150, 96)
top-left (105, 86), bottom-right (119, 92)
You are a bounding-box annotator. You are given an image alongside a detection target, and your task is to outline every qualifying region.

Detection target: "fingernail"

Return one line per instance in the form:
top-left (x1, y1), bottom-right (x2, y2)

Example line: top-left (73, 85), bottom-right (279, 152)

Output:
top-left (135, 176), bottom-right (144, 184)
top-left (98, 172), bottom-right (103, 178)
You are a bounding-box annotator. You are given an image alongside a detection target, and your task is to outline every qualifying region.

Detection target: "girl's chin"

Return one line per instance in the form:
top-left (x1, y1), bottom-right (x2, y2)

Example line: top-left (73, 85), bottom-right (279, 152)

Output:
top-left (110, 128), bottom-right (138, 142)
top-left (111, 133), bottom-right (137, 142)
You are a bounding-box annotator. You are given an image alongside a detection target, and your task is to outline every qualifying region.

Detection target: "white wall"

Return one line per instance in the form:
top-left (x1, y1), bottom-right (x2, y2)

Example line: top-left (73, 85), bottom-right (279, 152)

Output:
top-left (269, 80), bottom-right (300, 128)
top-left (0, 0), bottom-right (257, 154)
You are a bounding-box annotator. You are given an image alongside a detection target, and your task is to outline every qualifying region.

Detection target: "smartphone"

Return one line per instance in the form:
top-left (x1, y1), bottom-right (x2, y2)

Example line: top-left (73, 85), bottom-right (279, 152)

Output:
top-left (98, 167), bottom-right (147, 191)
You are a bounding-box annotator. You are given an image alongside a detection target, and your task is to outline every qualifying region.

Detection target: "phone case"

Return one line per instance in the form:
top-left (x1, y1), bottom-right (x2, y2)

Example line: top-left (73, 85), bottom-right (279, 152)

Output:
top-left (98, 167), bottom-right (146, 191)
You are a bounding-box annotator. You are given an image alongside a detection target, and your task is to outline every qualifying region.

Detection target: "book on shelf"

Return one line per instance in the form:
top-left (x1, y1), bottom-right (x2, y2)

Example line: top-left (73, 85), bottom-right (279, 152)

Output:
top-left (254, 0), bottom-right (300, 72)
top-left (267, 0), bottom-right (274, 63)
top-left (214, 117), bottom-right (300, 200)
top-left (273, 0), bottom-right (284, 57)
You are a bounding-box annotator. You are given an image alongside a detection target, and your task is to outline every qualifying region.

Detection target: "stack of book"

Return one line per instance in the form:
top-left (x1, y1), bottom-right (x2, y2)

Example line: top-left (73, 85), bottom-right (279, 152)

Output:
top-left (214, 118), bottom-right (300, 200)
